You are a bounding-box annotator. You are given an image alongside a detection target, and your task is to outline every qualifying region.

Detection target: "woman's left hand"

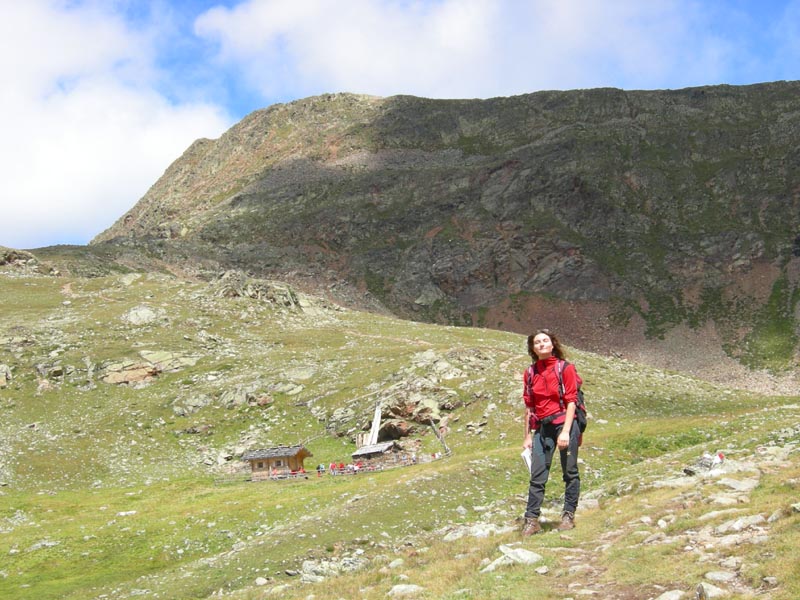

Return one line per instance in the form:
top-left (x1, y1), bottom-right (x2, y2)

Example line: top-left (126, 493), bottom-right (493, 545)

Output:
top-left (557, 431), bottom-right (570, 450)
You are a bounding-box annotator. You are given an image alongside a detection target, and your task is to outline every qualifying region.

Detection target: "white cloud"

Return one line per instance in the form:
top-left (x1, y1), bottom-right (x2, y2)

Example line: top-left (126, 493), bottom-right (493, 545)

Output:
top-left (195, 0), bottom-right (502, 99)
top-left (194, 0), bottom-right (748, 100)
top-left (0, 1), bottom-right (231, 249)
top-left (196, 0), bottom-right (800, 102)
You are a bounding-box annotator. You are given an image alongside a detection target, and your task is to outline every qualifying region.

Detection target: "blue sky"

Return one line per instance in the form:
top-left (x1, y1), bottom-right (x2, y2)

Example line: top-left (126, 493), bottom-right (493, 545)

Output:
top-left (3, 0), bottom-right (800, 250)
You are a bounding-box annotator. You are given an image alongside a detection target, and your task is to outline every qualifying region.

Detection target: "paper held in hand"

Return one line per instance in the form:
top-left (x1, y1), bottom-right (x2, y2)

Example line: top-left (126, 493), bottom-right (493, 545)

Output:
top-left (521, 449), bottom-right (531, 471)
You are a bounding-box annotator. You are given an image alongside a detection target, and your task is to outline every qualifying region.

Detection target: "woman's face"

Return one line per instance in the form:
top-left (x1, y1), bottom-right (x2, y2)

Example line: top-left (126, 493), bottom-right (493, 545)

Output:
top-left (532, 333), bottom-right (553, 359)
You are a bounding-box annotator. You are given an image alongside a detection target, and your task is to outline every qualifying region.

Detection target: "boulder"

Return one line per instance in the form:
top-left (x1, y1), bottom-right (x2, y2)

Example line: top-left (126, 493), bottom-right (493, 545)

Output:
top-left (654, 592), bottom-right (685, 600)
top-left (0, 364), bottom-right (11, 387)
top-left (0, 247), bottom-right (38, 271)
top-left (101, 362), bottom-right (159, 385)
top-left (714, 514), bottom-right (766, 534)
top-left (214, 271), bottom-right (301, 308)
top-left (442, 523), bottom-right (515, 542)
top-left (122, 305), bottom-right (166, 326)
top-left (220, 385), bottom-right (259, 408)
top-left (330, 407), bottom-right (355, 426)
top-left (387, 584), bottom-right (425, 597)
top-left (139, 350), bottom-right (198, 372)
top-left (704, 571), bottom-right (737, 583)
top-left (379, 419), bottom-right (414, 439)
top-left (284, 366), bottom-right (316, 381)
top-left (481, 545), bottom-right (543, 572)
top-left (100, 351), bottom-right (198, 386)
top-left (718, 478), bottom-right (760, 493)
top-left (173, 394), bottom-right (214, 416)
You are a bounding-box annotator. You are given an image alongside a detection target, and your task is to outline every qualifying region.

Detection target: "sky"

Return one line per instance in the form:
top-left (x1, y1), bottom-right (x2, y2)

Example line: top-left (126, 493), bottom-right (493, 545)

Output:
top-left (3, 0), bottom-right (800, 250)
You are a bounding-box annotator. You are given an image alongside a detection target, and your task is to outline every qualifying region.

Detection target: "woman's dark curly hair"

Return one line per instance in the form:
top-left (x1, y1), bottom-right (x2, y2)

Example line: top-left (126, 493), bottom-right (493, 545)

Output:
top-left (526, 328), bottom-right (567, 361)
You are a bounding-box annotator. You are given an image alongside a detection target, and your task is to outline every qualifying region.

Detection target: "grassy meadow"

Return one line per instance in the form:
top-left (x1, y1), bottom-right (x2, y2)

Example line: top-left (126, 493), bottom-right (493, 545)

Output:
top-left (0, 269), bottom-right (797, 599)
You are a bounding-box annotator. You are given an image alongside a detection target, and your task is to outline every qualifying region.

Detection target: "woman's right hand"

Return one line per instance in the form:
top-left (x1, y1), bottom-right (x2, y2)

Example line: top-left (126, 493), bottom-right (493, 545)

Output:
top-left (522, 431), bottom-right (533, 450)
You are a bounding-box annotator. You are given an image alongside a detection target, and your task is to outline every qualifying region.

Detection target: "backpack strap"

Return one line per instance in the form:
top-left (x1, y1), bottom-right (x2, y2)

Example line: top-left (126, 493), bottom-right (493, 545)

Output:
top-left (524, 364), bottom-right (537, 433)
top-left (525, 362), bottom-right (549, 400)
top-left (555, 359), bottom-right (567, 412)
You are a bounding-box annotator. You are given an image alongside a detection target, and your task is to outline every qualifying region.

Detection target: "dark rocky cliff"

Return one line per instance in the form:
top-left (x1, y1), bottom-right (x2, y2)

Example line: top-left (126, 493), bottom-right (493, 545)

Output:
top-left (92, 83), bottom-right (800, 378)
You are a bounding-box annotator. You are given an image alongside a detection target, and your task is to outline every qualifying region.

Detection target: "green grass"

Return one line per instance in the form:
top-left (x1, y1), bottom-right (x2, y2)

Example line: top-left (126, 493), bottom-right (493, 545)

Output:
top-left (742, 273), bottom-right (800, 371)
top-left (1, 271), bottom-right (798, 599)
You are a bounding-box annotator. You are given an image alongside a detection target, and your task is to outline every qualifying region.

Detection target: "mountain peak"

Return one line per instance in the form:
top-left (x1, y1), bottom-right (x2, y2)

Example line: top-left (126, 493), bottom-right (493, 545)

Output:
top-left (91, 82), bottom-right (800, 377)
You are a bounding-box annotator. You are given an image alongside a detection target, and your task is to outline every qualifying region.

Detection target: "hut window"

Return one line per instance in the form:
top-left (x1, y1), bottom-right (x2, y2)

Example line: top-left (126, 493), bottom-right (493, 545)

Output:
top-left (276, 460), bottom-right (283, 467)
top-left (257, 462), bottom-right (264, 469)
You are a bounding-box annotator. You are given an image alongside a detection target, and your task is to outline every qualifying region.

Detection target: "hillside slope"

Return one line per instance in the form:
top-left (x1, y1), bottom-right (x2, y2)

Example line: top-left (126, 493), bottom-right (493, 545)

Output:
top-left (1, 265), bottom-right (798, 599)
top-left (89, 83), bottom-right (800, 381)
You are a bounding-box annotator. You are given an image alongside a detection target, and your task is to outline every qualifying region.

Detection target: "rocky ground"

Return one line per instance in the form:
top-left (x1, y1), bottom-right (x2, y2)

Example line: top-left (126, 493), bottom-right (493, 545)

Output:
top-left (613, 323), bottom-right (800, 398)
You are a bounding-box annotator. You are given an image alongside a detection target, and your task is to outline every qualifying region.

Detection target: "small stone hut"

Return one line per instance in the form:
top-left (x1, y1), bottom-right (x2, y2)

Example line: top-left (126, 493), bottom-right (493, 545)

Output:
top-left (351, 441), bottom-right (403, 469)
top-left (242, 446), bottom-right (313, 481)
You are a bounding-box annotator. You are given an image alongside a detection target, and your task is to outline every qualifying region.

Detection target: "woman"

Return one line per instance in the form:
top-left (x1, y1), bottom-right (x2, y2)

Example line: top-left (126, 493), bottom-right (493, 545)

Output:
top-left (521, 328), bottom-right (581, 535)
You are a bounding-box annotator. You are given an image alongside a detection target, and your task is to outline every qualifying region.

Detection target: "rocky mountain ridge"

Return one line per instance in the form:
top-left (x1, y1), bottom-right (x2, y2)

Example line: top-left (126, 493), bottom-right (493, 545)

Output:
top-left (87, 82), bottom-right (800, 387)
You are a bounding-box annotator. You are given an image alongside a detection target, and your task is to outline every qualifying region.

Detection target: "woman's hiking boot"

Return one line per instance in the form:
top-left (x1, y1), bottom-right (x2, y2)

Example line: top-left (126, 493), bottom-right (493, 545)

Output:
top-left (521, 517), bottom-right (542, 536)
top-left (557, 511), bottom-right (575, 530)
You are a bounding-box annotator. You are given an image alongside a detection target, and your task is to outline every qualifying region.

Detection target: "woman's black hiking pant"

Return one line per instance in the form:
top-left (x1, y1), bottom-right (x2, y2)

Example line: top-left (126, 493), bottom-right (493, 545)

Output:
top-left (524, 420), bottom-right (580, 519)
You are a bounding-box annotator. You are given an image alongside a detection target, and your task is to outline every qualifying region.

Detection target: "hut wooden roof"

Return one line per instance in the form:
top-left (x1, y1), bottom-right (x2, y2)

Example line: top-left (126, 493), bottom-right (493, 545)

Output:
top-left (352, 441), bottom-right (398, 458)
top-left (242, 446), bottom-right (312, 461)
